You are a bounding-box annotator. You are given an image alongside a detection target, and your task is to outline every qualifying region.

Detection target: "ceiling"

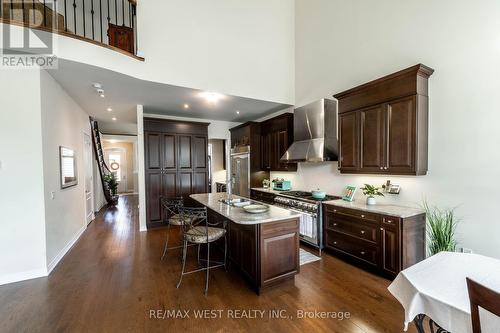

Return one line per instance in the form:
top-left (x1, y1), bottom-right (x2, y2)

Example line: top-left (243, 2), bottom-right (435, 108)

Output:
top-left (47, 59), bottom-right (291, 135)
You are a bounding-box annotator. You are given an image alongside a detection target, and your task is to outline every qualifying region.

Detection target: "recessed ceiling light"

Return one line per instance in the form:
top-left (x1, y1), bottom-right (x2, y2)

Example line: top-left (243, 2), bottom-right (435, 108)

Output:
top-left (236, 110), bottom-right (240, 114)
top-left (183, 104), bottom-right (189, 109)
top-left (108, 139), bottom-right (117, 143)
top-left (93, 83), bottom-right (102, 89)
top-left (100, 94), bottom-right (105, 98)
top-left (198, 91), bottom-right (224, 104)
top-left (112, 117), bottom-right (117, 121)
top-left (107, 107), bottom-right (113, 112)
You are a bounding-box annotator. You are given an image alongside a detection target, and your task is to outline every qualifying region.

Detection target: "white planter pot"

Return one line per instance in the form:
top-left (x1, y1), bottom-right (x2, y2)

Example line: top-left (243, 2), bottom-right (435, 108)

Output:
top-left (366, 197), bottom-right (376, 205)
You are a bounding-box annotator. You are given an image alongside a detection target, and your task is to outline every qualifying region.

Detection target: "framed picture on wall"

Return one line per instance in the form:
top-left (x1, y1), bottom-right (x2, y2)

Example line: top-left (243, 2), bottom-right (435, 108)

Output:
top-left (342, 185), bottom-right (357, 202)
top-left (60, 146), bottom-right (78, 189)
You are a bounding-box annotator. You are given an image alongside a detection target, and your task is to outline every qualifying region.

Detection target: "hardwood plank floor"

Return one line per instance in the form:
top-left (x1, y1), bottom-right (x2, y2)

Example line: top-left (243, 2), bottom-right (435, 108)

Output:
top-left (0, 195), bottom-right (415, 333)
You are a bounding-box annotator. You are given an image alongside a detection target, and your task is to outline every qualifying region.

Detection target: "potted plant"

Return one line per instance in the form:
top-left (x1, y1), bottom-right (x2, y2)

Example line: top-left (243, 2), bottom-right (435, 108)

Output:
top-left (103, 173), bottom-right (119, 205)
top-left (423, 201), bottom-right (459, 256)
top-left (361, 184), bottom-right (384, 205)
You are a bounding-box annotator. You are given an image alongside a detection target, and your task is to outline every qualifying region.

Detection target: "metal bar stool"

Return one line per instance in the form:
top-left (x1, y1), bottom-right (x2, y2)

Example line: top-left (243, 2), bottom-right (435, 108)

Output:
top-left (176, 206), bottom-right (227, 295)
top-left (160, 197), bottom-right (196, 260)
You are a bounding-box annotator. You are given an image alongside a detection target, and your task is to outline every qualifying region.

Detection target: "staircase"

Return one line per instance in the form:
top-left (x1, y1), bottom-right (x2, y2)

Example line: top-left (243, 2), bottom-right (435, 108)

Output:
top-left (89, 117), bottom-right (115, 205)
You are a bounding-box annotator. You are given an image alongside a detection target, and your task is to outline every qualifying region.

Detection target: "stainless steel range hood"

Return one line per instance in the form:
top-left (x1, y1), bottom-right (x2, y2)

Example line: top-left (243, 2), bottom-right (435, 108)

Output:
top-left (280, 99), bottom-right (338, 163)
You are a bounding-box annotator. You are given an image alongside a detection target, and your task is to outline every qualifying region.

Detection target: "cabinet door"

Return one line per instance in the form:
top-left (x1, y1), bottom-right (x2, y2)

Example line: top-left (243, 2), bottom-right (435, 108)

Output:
top-left (193, 172), bottom-right (208, 194)
top-left (162, 134), bottom-right (177, 170)
top-left (178, 172), bottom-right (193, 198)
top-left (145, 132), bottom-right (162, 170)
top-left (240, 225), bottom-right (257, 281)
top-left (386, 96), bottom-right (416, 174)
top-left (380, 217), bottom-right (401, 276)
top-left (146, 171), bottom-right (163, 224)
top-left (193, 136), bottom-right (208, 169)
top-left (360, 105), bottom-right (386, 172)
top-left (162, 171), bottom-right (178, 199)
top-left (178, 135), bottom-right (193, 169)
top-left (228, 223), bottom-right (241, 265)
top-left (276, 129), bottom-right (296, 171)
top-left (339, 112), bottom-right (359, 172)
top-left (261, 132), bottom-right (271, 170)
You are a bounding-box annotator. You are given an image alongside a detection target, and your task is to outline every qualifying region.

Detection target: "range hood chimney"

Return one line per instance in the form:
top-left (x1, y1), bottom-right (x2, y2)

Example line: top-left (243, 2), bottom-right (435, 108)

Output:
top-left (280, 99), bottom-right (338, 163)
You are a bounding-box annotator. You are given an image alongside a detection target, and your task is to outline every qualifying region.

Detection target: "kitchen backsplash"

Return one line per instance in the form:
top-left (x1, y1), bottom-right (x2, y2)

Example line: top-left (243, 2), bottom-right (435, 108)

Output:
top-left (270, 162), bottom-right (428, 208)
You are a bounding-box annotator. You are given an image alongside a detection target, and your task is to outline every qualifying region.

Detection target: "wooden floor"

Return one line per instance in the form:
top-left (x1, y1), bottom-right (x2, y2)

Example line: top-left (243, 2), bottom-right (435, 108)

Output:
top-left (0, 195), bottom-right (416, 333)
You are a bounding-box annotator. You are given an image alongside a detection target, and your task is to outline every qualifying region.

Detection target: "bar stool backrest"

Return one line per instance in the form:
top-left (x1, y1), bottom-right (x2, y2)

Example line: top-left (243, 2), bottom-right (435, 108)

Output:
top-left (161, 197), bottom-right (183, 220)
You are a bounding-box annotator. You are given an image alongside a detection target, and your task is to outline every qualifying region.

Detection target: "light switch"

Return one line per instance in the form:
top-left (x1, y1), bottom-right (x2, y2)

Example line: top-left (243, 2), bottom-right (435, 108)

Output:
top-left (50, 191), bottom-right (55, 200)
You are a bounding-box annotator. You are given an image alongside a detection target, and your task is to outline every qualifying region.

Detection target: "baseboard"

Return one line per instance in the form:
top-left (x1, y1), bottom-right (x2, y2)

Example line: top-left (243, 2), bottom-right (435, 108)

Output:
top-left (47, 225), bottom-right (86, 274)
top-left (0, 268), bottom-right (48, 286)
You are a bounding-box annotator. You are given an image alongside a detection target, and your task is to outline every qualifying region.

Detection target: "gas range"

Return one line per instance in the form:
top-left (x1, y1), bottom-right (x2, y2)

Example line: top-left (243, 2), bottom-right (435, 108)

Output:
top-left (273, 190), bottom-right (342, 252)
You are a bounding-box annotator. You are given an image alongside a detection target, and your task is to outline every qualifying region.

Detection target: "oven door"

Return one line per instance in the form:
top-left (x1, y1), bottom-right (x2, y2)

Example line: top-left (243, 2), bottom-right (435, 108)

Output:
top-left (280, 206), bottom-right (319, 246)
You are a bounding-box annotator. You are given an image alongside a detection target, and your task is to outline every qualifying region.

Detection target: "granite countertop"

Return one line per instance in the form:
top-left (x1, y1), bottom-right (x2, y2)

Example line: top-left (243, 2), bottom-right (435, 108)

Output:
top-left (190, 193), bottom-right (301, 225)
top-left (323, 199), bottom-right (425, 218)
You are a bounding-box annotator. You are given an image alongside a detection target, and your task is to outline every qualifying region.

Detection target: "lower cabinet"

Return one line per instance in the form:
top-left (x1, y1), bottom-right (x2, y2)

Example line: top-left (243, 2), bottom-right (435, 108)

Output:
top-left (324, 205), bottom-right (425, 279)
top-left (227, 215), bottom-right (299, 293)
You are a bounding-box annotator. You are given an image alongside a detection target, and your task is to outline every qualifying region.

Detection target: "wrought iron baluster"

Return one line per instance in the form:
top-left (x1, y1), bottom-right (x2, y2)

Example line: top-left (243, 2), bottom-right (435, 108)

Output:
top-left (72, 0), bottom-right (76, 34)
top-left (0, 0), bottom-right (2, 22)
top-left (53, 0), bottom-right (57, 29)
top-left (43, 0), bottom-right (46, 27)
top-left (106, 0), bottom-right (110, 28)
top-left (82, 0), bottom-right (86, 36)
top-left (133, 3), bottom-right (136, 53)
top-left (90, 0), bottom-right (94, 40)
top-left (64, 0), bottom-right (67, 31)
top-left (128, 0), bottom-right (131, 27)
top-left (114, 0), bottom-right (116, 25)
top-left (99, 0), bottom-right (102, 42)
top-left (21, 0), bottom-right (25, 24)
top-left (121, 0), bottom-right (123, 26)
top-left (32, 0), bottom-right (35, 24)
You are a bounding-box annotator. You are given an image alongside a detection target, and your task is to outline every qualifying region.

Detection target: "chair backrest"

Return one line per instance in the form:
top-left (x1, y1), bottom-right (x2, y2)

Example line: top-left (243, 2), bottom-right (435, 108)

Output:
top-left (466, 277), bottom-right (500, 333)
top-left (161, 197), bottom-right (183, 219)
top-left (178, 206), bottom-right (207, 233)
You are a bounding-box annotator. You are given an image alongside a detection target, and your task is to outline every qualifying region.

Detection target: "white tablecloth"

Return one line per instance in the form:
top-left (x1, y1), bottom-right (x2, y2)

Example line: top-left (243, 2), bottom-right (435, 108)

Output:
top-left (388, 252), bottom-right (500, 333)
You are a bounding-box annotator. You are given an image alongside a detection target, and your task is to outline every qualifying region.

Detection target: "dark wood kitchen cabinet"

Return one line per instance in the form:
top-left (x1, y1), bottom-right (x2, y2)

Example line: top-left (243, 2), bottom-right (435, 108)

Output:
top-left (144, 118), bottom-right (209, 228)
top-left (229, 122), bottom-right (269, 189)
top-left (260, 113), bottom-right (296, 172)
top-left (334, 64), bottom-right (434, 175)
top-left (323, 204), bottom-right (425, 279)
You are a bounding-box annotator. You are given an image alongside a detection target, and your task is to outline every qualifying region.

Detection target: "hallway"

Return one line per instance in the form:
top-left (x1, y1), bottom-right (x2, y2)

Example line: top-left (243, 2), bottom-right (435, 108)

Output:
top-left (0, 195), bottom-right (414, 333)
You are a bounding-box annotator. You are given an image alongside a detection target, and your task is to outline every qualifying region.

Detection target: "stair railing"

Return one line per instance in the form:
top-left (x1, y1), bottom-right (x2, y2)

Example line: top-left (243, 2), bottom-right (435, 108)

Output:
top-left (89, 117), bottom-right (115, 205)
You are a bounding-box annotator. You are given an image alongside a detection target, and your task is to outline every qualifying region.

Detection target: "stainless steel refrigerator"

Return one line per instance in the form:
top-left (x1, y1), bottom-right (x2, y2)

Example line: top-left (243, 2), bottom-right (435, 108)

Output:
top-left (230, 146), bottom-right (250, 198)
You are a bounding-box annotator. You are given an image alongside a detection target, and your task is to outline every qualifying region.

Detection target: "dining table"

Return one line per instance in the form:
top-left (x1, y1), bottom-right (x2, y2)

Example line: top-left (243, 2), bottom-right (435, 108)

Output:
top-left (388, 251), bottom-right (500, 333)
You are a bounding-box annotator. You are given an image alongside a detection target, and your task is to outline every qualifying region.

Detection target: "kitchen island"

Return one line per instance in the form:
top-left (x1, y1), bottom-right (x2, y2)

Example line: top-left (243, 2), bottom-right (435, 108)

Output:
top-left (190, 193), bottom-right (301, 294)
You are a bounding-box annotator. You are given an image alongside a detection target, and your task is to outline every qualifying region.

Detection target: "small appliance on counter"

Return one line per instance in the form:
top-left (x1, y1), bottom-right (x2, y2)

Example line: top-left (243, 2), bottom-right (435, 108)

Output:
top-left (272, 178), bottom-right (292, 191)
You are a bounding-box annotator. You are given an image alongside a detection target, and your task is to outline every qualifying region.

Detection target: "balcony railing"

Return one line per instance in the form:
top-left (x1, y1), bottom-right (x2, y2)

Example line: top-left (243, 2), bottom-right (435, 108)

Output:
top-left (0, 0), bottom-right (140, 58)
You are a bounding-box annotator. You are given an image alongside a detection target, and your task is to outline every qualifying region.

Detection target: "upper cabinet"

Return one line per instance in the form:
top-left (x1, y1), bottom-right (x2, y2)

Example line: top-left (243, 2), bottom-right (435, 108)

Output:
top-left (334, 64), bottom-right (434, 175)
top-left (260, 113), bottom-right (297, 172)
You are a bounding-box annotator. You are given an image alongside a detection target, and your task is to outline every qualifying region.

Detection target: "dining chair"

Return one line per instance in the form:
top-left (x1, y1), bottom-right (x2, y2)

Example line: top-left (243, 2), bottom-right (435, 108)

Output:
top-left (466, 277), bottom-right (500, 333)
top-left (176, 206), bottom-right (227, 295)
top-left (160, 197), bottom-right (194, 260)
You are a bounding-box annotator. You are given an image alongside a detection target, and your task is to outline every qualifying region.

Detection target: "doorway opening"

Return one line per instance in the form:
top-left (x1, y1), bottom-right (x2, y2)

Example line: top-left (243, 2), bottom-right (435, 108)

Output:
top-left (208, 139), bottom-right (227, 193)
top-left (102, 135), bottom-right (139, 194)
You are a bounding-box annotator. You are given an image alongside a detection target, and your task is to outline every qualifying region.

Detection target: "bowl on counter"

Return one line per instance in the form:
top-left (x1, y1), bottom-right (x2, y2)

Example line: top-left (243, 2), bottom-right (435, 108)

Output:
top-left (311, 189), bottom-right (326, 199)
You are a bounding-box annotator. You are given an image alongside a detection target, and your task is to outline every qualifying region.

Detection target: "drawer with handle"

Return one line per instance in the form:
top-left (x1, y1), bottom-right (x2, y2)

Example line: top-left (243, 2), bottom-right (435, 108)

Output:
top-left (325, 205), bottom-right (380, 225)
top-left (382, 216), bottom-right (400, 229)
top-left (326, 230), bottom-right (378, 266)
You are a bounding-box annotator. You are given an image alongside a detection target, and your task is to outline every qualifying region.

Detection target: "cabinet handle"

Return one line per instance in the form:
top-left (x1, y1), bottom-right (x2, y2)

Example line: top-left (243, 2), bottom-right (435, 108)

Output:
top-left (380, 227), bottom-right (384, 231)
top-left (360, 251), bottom-right (365, 255)
top-left (333, 241), bottom-right (337, 245)
top-left (333, 223), bottom-right (337, 227)
top-left (386, 220), bottom-right (392, 224)
top-left (361, 214), bottom-right (365, 218)
top-left (333, 209), bottom-right (337, 213)
top-left (380, 167), bottom-right (383, 170)
top-left (360, 230), bottom-right (365, 234)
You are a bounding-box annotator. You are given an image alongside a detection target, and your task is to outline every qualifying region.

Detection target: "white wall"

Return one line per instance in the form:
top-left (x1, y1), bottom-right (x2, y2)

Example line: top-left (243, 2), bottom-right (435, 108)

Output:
top-left (294, 0), bottom-right (500, 257)
top-left (40, 70), bottom-right (90, 271)
top-left (0, 70), bottom-right (47, 285)
top-left (1, 0), bottom-right (295, 105)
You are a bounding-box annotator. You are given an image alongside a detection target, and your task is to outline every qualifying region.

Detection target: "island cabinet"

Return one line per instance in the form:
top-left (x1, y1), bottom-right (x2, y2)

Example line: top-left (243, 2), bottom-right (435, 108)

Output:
top-left (323, 204), bottom-right (426, 279)
top-left (226, 218), bottom-right (300, 294)
top-left (334, 64), bottom-right (434, 175)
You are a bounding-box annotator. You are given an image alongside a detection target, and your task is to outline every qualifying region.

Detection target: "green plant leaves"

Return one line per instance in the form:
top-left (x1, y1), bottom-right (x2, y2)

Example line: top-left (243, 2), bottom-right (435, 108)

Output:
top-left (423, 201), bottom-right (459, 256)
top-left (360, 183), bottom-right (384, 197)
